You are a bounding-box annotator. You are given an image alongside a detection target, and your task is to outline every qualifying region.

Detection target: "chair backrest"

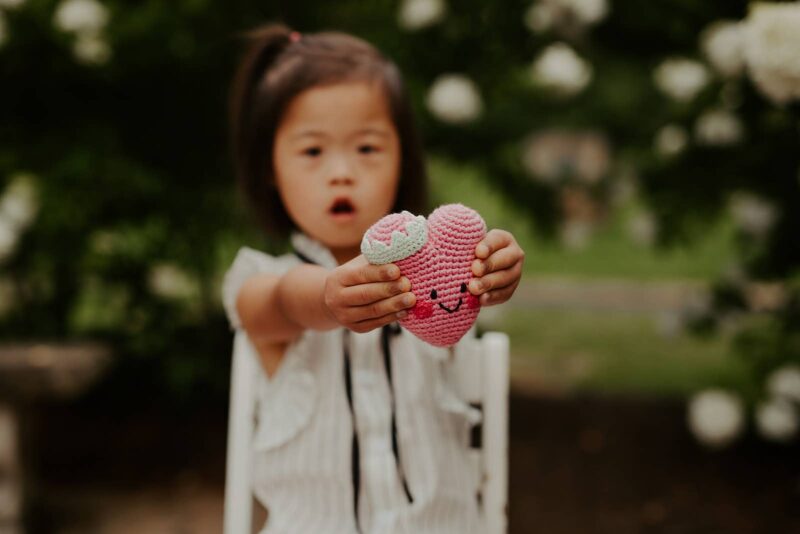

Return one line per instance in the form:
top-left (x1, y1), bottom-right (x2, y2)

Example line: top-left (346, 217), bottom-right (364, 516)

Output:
top-left (224, 331), bottom-right (259, 534)
top-left (224, 330), bottom-right (509, 534)
top-left (449, 331), bottom-right (510, 534)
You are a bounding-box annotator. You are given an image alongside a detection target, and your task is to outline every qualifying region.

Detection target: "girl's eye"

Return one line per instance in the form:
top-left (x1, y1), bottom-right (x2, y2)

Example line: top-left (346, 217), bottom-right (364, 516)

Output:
top-left (430, 289), bottom-right (438, 300)
top-left (358, 145), bottom-right (379, 154)
top-left (302, 147), bottom-right (321, 157)
top-left (460, 283), bottom-right (467, 293)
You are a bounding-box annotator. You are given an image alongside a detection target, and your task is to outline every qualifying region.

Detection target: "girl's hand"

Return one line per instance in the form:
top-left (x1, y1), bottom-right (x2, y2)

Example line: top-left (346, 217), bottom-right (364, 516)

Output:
top-left (323, 255), bottom-right (417, 333)
top-left (468, 229), bottom-right (525, 306)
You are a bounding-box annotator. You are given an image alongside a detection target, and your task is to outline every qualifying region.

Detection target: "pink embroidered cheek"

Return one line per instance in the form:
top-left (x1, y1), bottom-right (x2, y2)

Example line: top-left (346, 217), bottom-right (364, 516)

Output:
top-left (467, 294), bottom-right (481, 309)
top-left (412, 300), bottom-right (433, 319)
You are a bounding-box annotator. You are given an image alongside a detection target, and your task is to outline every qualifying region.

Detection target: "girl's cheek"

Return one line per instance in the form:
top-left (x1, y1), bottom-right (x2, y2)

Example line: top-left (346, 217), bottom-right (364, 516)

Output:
top-left (412, 300), bottom-right (433, 319)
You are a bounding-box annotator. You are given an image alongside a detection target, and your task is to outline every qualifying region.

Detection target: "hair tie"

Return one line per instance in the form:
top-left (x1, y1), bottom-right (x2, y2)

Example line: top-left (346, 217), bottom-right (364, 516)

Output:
top-left (289, 31), bottom-right (301, 43)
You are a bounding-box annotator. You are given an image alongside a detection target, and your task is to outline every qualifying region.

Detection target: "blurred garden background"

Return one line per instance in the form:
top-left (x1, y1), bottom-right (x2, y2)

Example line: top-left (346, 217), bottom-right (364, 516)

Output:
top-left (1, 0), bottom-right (800, 532)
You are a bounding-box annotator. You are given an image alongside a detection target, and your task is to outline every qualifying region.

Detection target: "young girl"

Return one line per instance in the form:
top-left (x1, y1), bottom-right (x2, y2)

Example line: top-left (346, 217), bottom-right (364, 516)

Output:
top-left (223, 23), bottom-right (524, 534)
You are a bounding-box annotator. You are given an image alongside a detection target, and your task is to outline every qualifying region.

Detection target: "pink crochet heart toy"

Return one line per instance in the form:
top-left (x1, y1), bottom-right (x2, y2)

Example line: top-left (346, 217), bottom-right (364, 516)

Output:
top-left (361, 203), bottom-right (486, 347)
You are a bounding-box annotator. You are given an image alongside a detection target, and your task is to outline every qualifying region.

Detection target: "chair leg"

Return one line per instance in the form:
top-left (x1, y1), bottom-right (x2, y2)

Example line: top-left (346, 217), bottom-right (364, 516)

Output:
top-left (481, 332), bottom-right (509, 534)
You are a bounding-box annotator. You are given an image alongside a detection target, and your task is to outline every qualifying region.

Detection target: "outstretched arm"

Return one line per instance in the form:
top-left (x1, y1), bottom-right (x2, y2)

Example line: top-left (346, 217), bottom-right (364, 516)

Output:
top-left (236, 256), bottom-right (416, 374)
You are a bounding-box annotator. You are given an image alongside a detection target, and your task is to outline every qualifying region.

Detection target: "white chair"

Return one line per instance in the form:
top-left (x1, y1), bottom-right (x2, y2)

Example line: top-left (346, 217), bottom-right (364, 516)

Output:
top-left (224, 330), bottom-right (509, 534)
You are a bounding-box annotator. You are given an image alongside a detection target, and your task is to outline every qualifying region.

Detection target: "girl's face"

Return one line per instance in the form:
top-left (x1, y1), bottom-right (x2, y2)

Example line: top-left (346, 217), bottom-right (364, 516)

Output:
top-left (273, 81), bottom-right (401, 264)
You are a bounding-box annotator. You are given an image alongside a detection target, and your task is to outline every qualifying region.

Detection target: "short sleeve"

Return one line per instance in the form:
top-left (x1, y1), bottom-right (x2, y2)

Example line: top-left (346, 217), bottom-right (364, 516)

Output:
top-left (221, 246), bottom-right (297, 330)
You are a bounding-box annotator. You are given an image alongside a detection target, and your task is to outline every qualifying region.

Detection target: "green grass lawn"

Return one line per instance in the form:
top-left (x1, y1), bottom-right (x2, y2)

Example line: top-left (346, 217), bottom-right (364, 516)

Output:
top-left (496, 308), bottom-right (747, 398)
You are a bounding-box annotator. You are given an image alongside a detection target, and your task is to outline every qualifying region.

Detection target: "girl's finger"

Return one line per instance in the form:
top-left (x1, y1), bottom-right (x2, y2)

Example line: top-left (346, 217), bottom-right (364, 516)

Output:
top-left (339, 257), bottom-right (400, 286)
top-left (479, 282), bottom-right (518, 306)
top-left (468, 260), bottom-right (523, 295)
top-left (475, 229), bottom-right (513, 259)
top-left (353, 291), bottom-right (416, 322)
top-left (471, 245), bottom-right (524, 277)
top-left (340, 277), bottom-right (411, 305)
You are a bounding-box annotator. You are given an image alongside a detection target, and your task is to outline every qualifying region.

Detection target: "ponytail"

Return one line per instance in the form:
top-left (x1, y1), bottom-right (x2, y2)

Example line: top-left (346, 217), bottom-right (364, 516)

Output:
top-left (228, 23), bottom-right (292, 193)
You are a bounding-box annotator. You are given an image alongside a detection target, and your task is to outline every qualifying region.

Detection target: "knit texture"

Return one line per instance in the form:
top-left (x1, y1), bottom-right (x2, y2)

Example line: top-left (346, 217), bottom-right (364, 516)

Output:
top-left (361, 204), bottom-right (486, 347)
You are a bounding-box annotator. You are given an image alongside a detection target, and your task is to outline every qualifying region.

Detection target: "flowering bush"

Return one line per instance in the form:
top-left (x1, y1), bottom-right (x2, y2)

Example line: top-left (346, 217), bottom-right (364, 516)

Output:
top-left (0, 0), bottom-right (798, 409)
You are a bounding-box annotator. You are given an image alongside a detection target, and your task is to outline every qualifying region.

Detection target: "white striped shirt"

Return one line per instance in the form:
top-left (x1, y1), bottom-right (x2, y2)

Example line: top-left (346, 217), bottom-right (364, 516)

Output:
top-left (222, 233), bottom-right (485, 534)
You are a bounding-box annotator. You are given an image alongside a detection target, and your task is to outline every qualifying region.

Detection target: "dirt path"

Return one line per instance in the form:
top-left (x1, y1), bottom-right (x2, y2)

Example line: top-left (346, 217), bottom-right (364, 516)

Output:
top-left (26, 391), bottom-right (800, 533)
top-left (508, 394), bottom-right (800, 534)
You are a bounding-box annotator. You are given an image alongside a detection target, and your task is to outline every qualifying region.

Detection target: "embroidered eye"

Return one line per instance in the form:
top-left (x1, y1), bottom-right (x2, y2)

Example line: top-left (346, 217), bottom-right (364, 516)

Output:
top-left (460, 283), bottom-right (467, 293)
top-left (430, 289), bottom-right (438, 300)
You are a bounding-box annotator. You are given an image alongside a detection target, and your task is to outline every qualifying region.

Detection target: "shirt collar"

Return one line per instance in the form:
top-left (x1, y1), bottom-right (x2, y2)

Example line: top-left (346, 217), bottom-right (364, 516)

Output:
top-left (290, 232), bottom-right (339, 269)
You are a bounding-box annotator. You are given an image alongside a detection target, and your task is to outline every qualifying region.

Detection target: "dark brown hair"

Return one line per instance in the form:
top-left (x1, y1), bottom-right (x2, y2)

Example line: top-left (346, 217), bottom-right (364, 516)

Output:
top-left (229, 23), bottom-right (428, 239)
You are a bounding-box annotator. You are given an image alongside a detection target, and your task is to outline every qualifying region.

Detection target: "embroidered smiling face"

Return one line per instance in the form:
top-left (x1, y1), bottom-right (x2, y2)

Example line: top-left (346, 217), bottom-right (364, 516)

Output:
top-left (412, 282), bottom-right (481, 319)
top-left (361, 204), bottom-right (486, 347)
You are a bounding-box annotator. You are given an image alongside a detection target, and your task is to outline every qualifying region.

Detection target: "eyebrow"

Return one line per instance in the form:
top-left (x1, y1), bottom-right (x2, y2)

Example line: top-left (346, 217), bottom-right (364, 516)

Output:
top-left (290, 128), bottom-right (392, 142)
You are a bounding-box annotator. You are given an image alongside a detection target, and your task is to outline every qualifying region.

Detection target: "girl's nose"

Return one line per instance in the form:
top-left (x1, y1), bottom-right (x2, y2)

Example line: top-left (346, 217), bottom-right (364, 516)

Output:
top-left (327, 155), bottom-right (355, 185)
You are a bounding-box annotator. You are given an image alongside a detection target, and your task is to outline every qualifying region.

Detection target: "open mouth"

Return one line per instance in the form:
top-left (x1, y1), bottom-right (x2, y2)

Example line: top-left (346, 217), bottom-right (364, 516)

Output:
top-left (329, 197), bottom-right (356, 217)
top-left (438, 298), bottom-right (462, 314)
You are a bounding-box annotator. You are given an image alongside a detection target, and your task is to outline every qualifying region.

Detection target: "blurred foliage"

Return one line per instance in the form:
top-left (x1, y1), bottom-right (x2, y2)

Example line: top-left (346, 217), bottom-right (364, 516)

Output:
top-left (429, 156), bottom-right (737, 280)
top-left (1, 0), bottom-right (798, 404)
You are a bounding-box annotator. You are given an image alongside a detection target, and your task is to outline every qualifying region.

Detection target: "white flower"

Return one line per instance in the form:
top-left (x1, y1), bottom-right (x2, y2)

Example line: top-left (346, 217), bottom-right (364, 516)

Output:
top-left (148, 263), bottom-right (199, 300)
top-left (0, 0), bottom-right (26, 8)
top-left (531, 42), bottom-right (593, 96)
top-left (694, 109), bottom-right (744, 146)
top-left (627, 211), bottom-right (657, 247)
top-left (0, 173), bottom-right (39, 232)
top-left (700, 20), bottom-right (745, 78)
top-left (654, 124), bottom-right (688, 157)
top-left (73, 31), bottom-right (110, 65)
top-left (743, 2), bottom-right (800, 104)
top-left (767, 365), bottom-right (800, 403)
top-left (573, 132), bottom-right (610, 184)
top-left (728, 192), bottom-right (777, 238)
top-left (687, 389), bottom-right (745, 448)
top-left (653, 58), bottom-right (710, 102)
top-left (522, 133), bottom-right (563, 184)
top-left (53, 0), bottom-right (108, 35)
top-left (0, 217), bottom-right (18, 263)
top-left (524, 2), bottom-right (556, 33)
top-left (521, 130), bottom-right (609, 184)
top-left (524, 0), bottom-right (608, 33)
top-left (562, 0), bottom-right (608, 26)
top-left (398, 0), bottom-right (446, 31)
top-left (755, 398), bottom-right (798, 442)
top-left (426, 74), bottom-right (482, 124)
top-left (0, 173), bottom-right (35, 261)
